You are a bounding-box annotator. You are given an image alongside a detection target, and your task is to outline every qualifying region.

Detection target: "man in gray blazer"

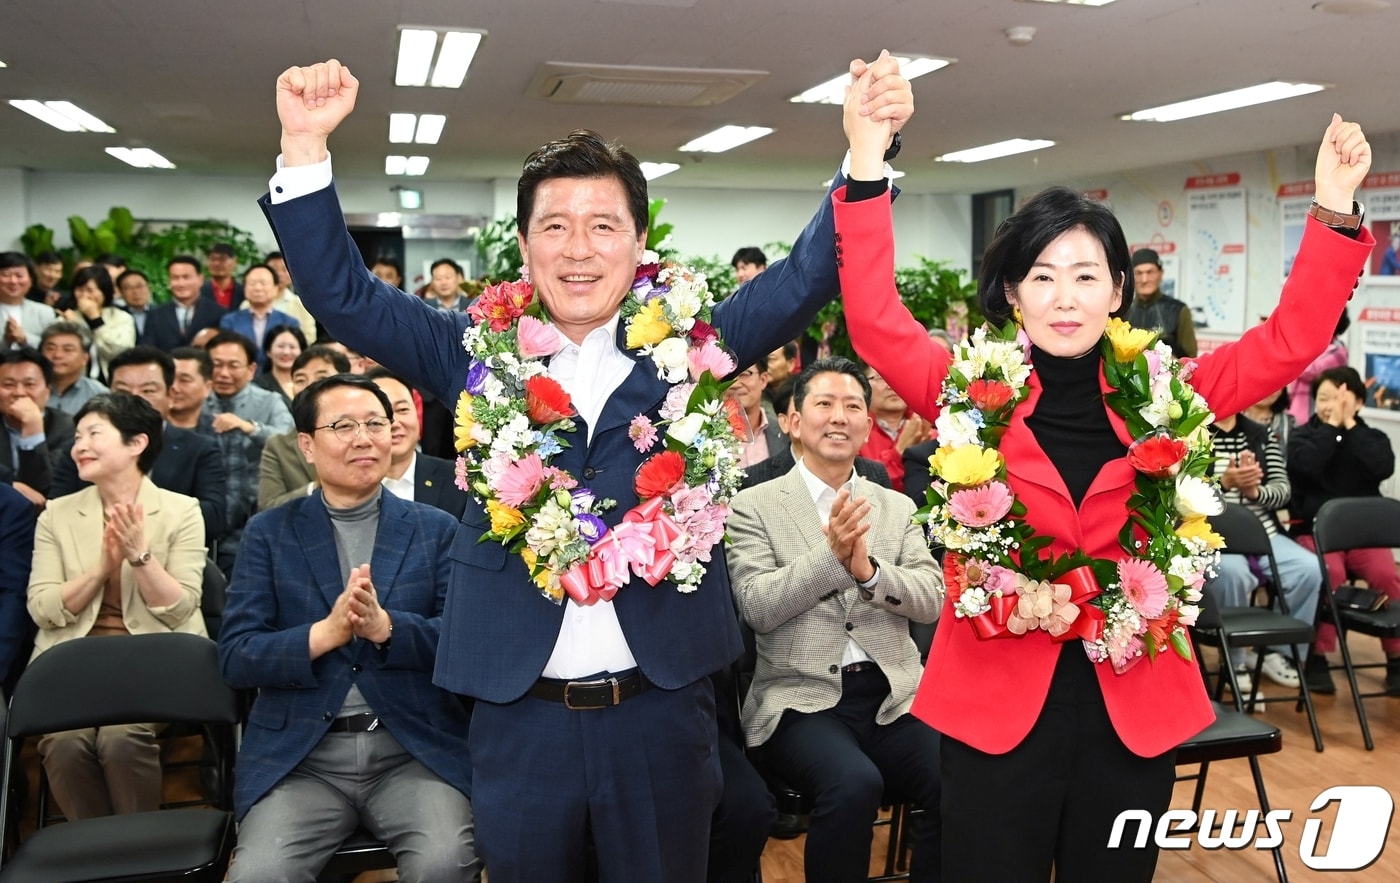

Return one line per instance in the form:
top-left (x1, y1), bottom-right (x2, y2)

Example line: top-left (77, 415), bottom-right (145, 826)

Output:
top-left (727, 357), bottom-right (944, 883)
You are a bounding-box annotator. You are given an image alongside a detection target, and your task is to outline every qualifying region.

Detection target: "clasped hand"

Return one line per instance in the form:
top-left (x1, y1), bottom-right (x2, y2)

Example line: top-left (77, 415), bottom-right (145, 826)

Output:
top-left (324, 564), bottom-right (391, 647)
top-left (101, 502), bottom-right (146, 574)
top-left (824, 490), bottom-right (876, 584)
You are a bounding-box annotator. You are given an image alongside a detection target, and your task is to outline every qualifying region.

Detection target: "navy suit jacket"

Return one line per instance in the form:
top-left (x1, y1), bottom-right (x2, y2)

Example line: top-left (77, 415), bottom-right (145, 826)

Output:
top-left (218, 489), bottom-right (470, 820)
top-left (0, 483), bottom-right (38, 694)
top-left (142, 297), bottom-right (227, 351)
top-left (262, 176), bottom-right (852, 702)
top-left (218, 308), bottom-right (300, 365)
top-left (415, 453), bottom-right (468, 521)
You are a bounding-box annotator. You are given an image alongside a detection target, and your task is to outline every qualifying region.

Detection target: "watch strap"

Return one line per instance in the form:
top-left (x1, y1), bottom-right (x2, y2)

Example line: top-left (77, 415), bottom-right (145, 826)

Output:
top-left (1309, 199), bottom-right (1364, 231)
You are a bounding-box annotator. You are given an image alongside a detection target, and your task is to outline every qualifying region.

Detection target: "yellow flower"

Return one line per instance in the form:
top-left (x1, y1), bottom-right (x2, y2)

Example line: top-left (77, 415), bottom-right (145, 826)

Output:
top-left (521, 547), bottom-right (561, 600)
top-left (626, 299), bottom-right (672, 349)
top-left (454, 393), bottom-right (478, 451)
top-left (1176, 515), bottom-right (1225, 549)
top-left (487, 499), bottom-right (526, 535)
top-left (934, 445), bottom-right (1003, 486)
top-left (1104, 318), bottom-right (1157, 363)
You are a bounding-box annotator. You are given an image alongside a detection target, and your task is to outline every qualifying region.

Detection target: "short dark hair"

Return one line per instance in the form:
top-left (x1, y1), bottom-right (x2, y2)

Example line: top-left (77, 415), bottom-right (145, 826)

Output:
top-left (34, 251), bottom-right (63, 266)
top-left (167, 254), bottom-right (202, 274)
top-left (731, 247), bottom-right (767, 269)
top-left (71, 265), bottom-right (116, 307)
top-left (74, 392), bottom-right (164, 474)
top-left (242, 263), bottom-right (278, 283)
top-left (116, 268), bottom-right (150, 288)
top-left (430, 258), bottom-right (464, 278)
top-left (95, 253), bottom-right (127, 269)
top-left (170, 346), bottom-right (213, 380)
top-left (1335, 307), bottom-right (1351, 339)
top-left (264, 251), bottom-right (284, 262)
top-left (205, 330), bottom-right (257, 365)
top-left (0, 252), bottom-right (36, 286)
top-left (261, 323), bottom-right (307, 372)
top-left (293, 374), bottom-right (393, 434)
top-left (40, 320), bottom-right (93, 351)
top-left (108, 345), bottom-right (176, 389)
top-left (363, 366), bottom-right (415, 392)
top-left (1313, 366), bottom-right (1366, 401)
top-left (978, 186), bottom-right (1132, 325)
top-left (371, 257), bottom-right (403, 277)
top-left (770, 377), bottom-right (796, 415)
top-left (793, 357), bottom-right (872, 410)
top-left (292, 344), bottom-right (352, 375)
top-left (517, 130), bottom-right (648, 239)
top-left (777, 341), bottom-right (798, 361)
top-left (0, 346), bottom-right (54, 385)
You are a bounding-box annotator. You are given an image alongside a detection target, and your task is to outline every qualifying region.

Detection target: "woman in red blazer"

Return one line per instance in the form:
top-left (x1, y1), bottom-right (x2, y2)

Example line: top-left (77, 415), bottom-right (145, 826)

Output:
top-left (836, 114), bottom-right (1373, 881)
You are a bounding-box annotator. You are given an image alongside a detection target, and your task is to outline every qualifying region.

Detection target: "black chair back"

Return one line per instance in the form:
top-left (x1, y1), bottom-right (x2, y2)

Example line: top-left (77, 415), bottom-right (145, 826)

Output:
top-left (1211, 502), bottom-right (1274, 557)
top-left (1313, 497), bottom-right (1400, 554)
top-left (201, 556), bottom-right (228, 641)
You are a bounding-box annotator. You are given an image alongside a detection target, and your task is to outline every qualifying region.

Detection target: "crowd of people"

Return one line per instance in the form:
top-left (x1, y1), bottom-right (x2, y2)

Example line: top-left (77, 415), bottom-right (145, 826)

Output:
top-left (0, 48), bottom-right (1394, 883)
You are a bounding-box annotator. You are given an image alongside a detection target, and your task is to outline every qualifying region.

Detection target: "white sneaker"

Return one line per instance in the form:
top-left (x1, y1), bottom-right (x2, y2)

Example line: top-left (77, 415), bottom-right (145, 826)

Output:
top-left (1230, 667), bottom-right (1254, 696)
top-left (1261, 653), bottom-right (1301, 689)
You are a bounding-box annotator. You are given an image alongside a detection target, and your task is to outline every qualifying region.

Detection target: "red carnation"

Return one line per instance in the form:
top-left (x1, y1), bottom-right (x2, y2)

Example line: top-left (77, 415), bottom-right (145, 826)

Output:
top-left (688, 319), bottom-right (718, 344)
top-left (1127, 434), bottom-right (1188, 479)
top-left (967, 378), bottom-right (1014, 412)
top-left (468, 280), bottom-right (534, 332)
top-left (524, 376), bottom-right (575, 424)
top-left (635, 451), bottom-right (687, 499)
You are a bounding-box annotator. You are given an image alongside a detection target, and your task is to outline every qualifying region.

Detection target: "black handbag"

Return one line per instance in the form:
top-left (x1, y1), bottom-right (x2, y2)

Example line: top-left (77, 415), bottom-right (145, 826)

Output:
top-left (1333, 586), bottom-right (1390, 613)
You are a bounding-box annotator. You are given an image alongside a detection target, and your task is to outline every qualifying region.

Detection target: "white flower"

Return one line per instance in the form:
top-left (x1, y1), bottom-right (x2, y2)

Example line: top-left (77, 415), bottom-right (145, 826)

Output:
top-left (955, 586), bottom-right (991, 618)
top-left (1175, 474), bottom-right (1223, 518)
top-left (1138, 398), bottom-right (1172, 428)
top-left (1167, 555), bottom-right (1199, 583)
top-left (934, 410), bottom-right (982, 449)
top-left (666, 282), bottom-right (704, 321)
top-left (667, 413), bottom-right (706, 447)
top-left (648, 337), bottom-right (690, 384)
top-left (1177, 604), bottom-right (1201, 627)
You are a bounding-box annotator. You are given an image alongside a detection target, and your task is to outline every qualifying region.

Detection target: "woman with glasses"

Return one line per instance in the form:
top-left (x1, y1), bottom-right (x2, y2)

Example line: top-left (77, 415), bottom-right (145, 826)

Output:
top-left (26, 392), bottom-right (207, 820)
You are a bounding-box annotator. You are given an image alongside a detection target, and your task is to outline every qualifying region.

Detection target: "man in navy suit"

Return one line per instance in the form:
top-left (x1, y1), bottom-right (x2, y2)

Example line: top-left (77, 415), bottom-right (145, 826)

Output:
top-left (262, 56), bottom-right (911, 882)
top-left (219, 374), bottom-right (477, 881)
top-left (142, 256), bottom-right (227, 352)
top-left (0, 482), bottom-right (38, 696)
top-left (366, 368), bottom-right (468, 520)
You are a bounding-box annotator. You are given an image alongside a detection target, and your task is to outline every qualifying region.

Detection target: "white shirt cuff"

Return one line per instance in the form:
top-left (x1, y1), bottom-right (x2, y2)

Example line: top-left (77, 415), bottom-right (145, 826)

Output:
top-left (269, 153), bottom-right (334, 204)
top-left (839, 149), bottom-right (896, 186)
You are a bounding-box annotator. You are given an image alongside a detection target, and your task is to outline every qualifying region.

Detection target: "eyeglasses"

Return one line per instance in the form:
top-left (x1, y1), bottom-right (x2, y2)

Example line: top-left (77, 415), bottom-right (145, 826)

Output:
top-left (314, 417), bottom-right (392, 443)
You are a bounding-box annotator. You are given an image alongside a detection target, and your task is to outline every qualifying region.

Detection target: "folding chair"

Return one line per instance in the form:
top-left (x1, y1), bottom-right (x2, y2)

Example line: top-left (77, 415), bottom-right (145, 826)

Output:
top-left (1175, 702), bottom-right (1287, 883)
top-left (1309, 496), bottom-right (1400, 751)
top-left (0, 633), bottom-right (239, 883)
top-left (1195, 502), bottom-right (1322, 750)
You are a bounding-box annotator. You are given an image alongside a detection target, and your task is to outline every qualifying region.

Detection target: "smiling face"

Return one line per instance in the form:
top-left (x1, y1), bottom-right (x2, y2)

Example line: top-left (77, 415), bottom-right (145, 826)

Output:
top-left (243, 266), bottom-right (277, 311)
top-left (111, 362), bottom-right (171, 418)
top-left (119, 273), bottom-right (152, 310)
top-left (430, 263), bottom-right (463, 300)
top-left (517, 175), bottom-right (647, 344)
top-left (0, 264), bottom-right (31, 303)
top-left (41, 332), bottom-right (88, 382)
top-left (267, 330), bottom-right (303, 371)
top-left (167, 261), bottom-right (203, 305)
top-left (1007, 226), bottom-right (1124, 359)
top-left (371, 375), bottom-right (420, 463)
top-left (170, 358), bottom-right (212, 417)
top-left (71, 411), bottom-right (147, 484)
top-left (208, 342), bottom-right (253, 398)
top-left (298, 385), bottom-right (391, 500)
top-left (791, 371), bottom-right (872, 472)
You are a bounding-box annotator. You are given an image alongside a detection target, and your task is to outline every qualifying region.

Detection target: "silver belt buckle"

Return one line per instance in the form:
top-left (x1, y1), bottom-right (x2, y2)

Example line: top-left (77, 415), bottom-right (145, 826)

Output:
top-left (563, 676), bottom-right (620, 710)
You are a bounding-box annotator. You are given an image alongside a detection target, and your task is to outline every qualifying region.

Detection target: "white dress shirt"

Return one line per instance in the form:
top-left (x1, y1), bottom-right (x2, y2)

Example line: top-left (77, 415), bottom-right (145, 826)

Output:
top-left (381, 451), bottom-right (417, 501)
top-left (794, 457), bottom-right (872, 667)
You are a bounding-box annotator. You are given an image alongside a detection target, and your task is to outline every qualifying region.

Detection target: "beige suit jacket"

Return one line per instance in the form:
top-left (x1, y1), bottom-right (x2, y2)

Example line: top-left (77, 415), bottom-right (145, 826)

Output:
top-left (27, 477), bottom-right (207, 658)
top-left (258, 430), bottom-right (318, 510)
top-left (727, 466), bottom-right (943, 747)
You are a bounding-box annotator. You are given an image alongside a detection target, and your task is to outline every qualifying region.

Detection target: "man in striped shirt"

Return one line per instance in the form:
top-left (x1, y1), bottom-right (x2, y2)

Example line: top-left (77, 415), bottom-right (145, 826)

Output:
top-left (1205, 411), bottom-right (1323, 691)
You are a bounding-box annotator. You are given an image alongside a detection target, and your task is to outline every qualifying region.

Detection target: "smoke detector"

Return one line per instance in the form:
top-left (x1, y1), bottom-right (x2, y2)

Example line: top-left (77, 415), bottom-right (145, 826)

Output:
top-left (1005, 26), bottom-right (1037, 46)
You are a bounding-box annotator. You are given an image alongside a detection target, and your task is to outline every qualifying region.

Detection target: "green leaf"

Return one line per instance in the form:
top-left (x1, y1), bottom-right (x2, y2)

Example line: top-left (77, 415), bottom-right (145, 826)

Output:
top-left (1170, 629), bottom-right (1192, 661)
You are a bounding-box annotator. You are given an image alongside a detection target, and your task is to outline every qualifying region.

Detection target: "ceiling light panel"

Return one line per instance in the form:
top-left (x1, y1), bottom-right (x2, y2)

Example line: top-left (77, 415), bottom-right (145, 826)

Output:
top-left (677, 126), bottom-right (773, 153)
top-left (389, 113), bottom-right (417, 143)
top-left (1122, 81), bottom-right (1326, 122)
top-left (396, 28), bottom-right (485, 89)
top-left (414, 114), bottom-right (446, 144)
top-left (9, 99), bottom-right (115, 133)
top-left (106, 147), bottom-right (175, 169)
top-left (640, 162), bottom-right (680, 181)
top-left (790, 56), bottom-right (954, 105)
top-left (936, 139), bottom-right (1055, 163)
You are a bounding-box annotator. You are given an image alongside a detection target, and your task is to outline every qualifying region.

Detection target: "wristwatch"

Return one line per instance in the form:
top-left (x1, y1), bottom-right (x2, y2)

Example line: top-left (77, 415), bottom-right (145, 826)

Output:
top-left (128, 550), bottom-right (153, 567)
top-left (883, 132), bottom-right (902, 163)
top-left (1308, 199), bottom-right (1364, 231)
top-left (856, 556), bottom-right (881, 600)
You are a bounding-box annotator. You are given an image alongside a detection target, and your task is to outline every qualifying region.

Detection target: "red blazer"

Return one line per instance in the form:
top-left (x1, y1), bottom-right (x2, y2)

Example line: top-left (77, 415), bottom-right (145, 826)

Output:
top-left (835, 191), bottom-right (1373, 757)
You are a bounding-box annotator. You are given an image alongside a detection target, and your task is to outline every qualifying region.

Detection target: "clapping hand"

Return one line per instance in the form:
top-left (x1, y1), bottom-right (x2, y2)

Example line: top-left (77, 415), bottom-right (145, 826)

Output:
top-left (344, 564), bottom-right (392, 645)
top-left (105, 501), bottom-right (148, 562)
top-left (825, 490), bottom-right (876, 583)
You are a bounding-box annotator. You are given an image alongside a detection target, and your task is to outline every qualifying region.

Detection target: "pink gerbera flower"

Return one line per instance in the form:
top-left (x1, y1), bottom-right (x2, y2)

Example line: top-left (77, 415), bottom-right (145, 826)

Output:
top-left (947, 481), bottom-right (1014, 528)
top-left (494, 453), bottom-right (545, 507)
top-left (1117, 557), bottom-right (1169, 619)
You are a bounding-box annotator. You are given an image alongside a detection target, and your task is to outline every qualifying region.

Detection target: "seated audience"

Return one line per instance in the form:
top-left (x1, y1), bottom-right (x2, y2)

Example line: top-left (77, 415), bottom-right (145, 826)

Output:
top-left (0, 482), bottom-right (38, 695)
top-left (219, 264), bottom-right (301, 367)
top-left (1288, 366), bottom-right (1400, 694)
top-left (258, 345), bottom-right (350, 510)
top-left (1244, 387), bottom-right (1296, 461)
top-left (26, 392), bottom-right (206, 819)
top-left (731, 246), bottom-right (767, 284)
top-left (1, 347), bottom-right (75, 506)
top-left (858, 365), bottom-right (929, 493)
top-left (117, 269), bottom-right (156, 339)
top-left (201, 243), bottom-right (244, 310)
top-left (58, 265), bottom-right (136, 380)
top-left (766, 342), bottom-right (798, 391)
top-left (144, 256), bottom-right (227, 352)
top-left (219, 374), bottom-right (478, 881)
top-left (167, 346), bottom-right (215, 432)
top-left (743, 378), bottom-right (890, 489)
top-left (1287, 309), bottom-right (1349, 424)
top-left (730, 362), bottom-right (782, 468)
top-left (371, 258), bottom-right (406, 292)
top-left (41, 321), bottom-right (108, 416)
top-left (423, 258), bottom-right (468, 312)
top-left (366, 368), bottom-right (469, 520)
top-left (1204, 410), bottom-right (1320, 692)
top-left (205, 331), bottom-right (295, 574)
top-left (1, 252), bottom-right (58, 348)
top-left (259, 251), bottom-right (318, 340)
top-left (254, 324), bottom-right (307, 407)
top-left (727, 358), bottom-right (944, 882)
top-left (31, 251), bottom-right (65, 305)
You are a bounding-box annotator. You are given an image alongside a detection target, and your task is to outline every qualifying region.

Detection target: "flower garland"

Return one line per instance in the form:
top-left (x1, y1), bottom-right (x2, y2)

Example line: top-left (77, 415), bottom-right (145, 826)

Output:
top-left (923, 318), bottom-right (1225, 673)
top-left (453, 254), bottom-right (747, 605)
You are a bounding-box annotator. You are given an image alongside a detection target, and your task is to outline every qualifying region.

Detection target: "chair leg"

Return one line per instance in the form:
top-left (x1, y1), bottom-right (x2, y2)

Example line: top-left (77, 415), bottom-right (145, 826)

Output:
top-left (1287, 646), bottom-right (1324, 752)
top-left (1247, 755), bottom-right (1289, 883)
top-left (1189, 761), bottom-right (1211, 816)
top-left (1326, 600), bottom-right (1375, 750)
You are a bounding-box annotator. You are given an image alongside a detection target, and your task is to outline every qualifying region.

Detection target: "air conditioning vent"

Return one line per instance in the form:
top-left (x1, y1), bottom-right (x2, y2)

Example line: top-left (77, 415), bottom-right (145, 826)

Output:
top-left (528, 62), bottom-right (767, 107)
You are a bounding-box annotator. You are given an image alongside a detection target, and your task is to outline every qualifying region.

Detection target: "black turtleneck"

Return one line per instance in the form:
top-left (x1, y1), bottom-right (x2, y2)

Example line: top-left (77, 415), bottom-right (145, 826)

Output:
top-left (1024, 347), bottom-right (1127, 507)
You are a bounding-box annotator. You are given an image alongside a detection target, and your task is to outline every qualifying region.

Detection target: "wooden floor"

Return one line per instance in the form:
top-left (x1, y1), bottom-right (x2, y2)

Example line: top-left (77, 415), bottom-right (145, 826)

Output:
top-left (759, 642), bottom-right (1400, 882)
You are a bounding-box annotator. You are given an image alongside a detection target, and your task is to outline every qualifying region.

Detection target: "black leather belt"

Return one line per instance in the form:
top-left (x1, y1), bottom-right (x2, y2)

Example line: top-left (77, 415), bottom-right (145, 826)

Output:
top-left (528, 672), bottom-right (648, 710)
top-left (328, 712), bottom-right (380, 733)
top-left (842, 661), bottom-right (879, 674)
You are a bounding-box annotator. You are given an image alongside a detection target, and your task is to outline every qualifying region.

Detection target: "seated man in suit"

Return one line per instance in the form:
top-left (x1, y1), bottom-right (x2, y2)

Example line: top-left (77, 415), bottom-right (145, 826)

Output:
top-left (219, 374), bottom-right (478, 881)
top-left (365, 368), bottom-right (468, 520)
top-left (727, 358), bottom-right (944, 883)
top-left (743, 377), bottom-right (890, 489)
top-left (143, 256), bottom-right (227, 352)
top-left (1, 346), bottom-right (75, 507)
top-left (258, 345), bottom-right (351, 510)
top-left (219, 263), bottom-right (301, 368)
top-left (0, 482), bottom-right (38, 695)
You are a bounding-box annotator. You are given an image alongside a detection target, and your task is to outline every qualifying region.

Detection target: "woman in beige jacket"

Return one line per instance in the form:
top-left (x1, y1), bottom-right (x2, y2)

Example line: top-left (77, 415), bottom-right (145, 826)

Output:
top-left (27, 391), bottom-right (206, 820)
